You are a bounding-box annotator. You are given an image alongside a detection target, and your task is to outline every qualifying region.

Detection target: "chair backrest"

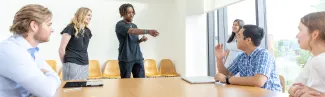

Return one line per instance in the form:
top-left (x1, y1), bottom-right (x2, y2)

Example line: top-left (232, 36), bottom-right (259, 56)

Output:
top-left (45, 60), bottom-right (57, 72)
top-left (103, 60), bottom-right (120, 77)
top-left (279, 75), bottom-right (285, 93)
top-left (88, 60), bottom-right (102, 78)
top-left (144, 59), bottom-right (160, 76)
top-left (159, 59), bottom-right (178, 75)
top-left (59, 70), bottom-right (63, 79)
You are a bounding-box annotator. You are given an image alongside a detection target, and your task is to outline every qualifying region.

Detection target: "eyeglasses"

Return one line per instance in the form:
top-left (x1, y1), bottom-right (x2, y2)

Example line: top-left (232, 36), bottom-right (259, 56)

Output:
top-left (235, 33), bottom-right (246, 39)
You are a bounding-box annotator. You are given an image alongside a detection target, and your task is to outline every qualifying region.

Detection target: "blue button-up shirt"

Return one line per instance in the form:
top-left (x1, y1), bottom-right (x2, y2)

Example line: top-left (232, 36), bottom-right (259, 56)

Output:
top-left (0, 35), bottom-right (61, 97)
top-left (228, 48), bottom-right (282, 92)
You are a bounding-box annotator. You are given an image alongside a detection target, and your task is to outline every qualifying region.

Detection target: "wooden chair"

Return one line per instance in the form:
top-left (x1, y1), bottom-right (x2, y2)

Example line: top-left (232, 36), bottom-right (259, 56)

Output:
top-left (144, 59), bottom-right (161, 78)
top-left (45, 60), bottom-right (57, 72)
top-left (159, 59), bottom-right (180, 77)
top-left (59, 70), bottom-right (63, 80)
top-left (88, 60), bottom-right (102, 79)
top-left (279, 75), bottom-right (285, 93)
top-left (102, 60), bottom-right (121, 79)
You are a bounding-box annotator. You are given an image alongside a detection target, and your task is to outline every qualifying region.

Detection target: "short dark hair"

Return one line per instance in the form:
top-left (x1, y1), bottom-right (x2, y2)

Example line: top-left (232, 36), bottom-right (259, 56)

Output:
top-left (119, 3), bottom-right (136, 17)
top-left (227, 19), bottom-right (245, 43)
top-left (242, 25), bottom-right (264, 46)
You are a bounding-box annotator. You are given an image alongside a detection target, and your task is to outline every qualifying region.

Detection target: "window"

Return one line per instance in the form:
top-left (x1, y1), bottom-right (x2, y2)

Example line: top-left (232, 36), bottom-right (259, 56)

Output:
top-left (214, 11), bottom-right (218, 46)
top-left (208, 0), bottom-right (258, 76)
top-left (266, 0), bottom-right (325, 91)
top-left (207, 11), bottom-right (218, 76)
top-left (227, 0), bottom-right (256, 36)
top-left (226, 0), bottom-right (256, 50)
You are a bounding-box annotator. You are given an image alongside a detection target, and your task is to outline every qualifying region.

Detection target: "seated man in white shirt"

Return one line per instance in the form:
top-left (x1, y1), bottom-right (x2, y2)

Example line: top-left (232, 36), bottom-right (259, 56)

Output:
top-left (0, 4), bottom-right (61, 97)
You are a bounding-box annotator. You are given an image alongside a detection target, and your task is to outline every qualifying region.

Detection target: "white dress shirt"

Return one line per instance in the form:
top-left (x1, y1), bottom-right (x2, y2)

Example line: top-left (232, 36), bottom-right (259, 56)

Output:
top-left (0, 35), bottom-right (61, 97)
top-left (295, 52), bottom-right (325, 92)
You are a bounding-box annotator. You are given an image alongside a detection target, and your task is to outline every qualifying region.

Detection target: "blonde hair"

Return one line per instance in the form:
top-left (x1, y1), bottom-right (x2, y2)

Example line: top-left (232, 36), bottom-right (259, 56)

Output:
top-left (70, 7), bottom-right (92, 37)
top-left (10, 4), bottom-right (52, 37)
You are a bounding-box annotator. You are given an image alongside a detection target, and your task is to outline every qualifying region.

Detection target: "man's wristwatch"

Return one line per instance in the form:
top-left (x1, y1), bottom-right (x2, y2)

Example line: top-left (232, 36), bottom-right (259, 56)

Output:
top-left (226, 76), bottom-right (230, 84)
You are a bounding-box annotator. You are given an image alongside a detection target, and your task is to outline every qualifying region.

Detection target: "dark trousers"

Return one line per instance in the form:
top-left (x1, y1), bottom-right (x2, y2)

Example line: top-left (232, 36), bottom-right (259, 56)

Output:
top-left (119, 60), bottom-right (145, 78)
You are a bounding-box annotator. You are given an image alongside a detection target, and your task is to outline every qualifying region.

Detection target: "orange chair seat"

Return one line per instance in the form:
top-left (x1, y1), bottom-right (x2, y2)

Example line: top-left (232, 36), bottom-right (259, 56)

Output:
top-left (146, 74), bottom-right (161, 77)
top-left (103, 75), bottom-right (121, 79)
top-left (88, 76), bottom-right (103, 79)
top-left (161, 73), bottom-right (180, 77)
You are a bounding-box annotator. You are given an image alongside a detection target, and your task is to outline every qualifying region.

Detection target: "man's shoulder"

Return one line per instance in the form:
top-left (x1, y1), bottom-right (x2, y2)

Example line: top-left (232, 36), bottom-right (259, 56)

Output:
top-left (132, 23), bottom-right (138, 28)
top-left (116, 20), bottom-right (137, 26)
top-left (0, 37), bottom-right (21, 53)
top-left (116, 20), bottom-right (125, 25)
top-left (255, 48), bottom-right (271, 56)
top-left (253, 48), bottom-right (275, 63)
top-left (258, 48), bottom-right (268, 52)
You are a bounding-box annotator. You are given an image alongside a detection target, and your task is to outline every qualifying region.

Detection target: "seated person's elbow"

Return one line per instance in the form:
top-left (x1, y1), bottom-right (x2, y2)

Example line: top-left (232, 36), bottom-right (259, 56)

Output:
top-left (253, 74), bottom-right (267, 87)
top-left (254, 80), bottom-right (266, 87)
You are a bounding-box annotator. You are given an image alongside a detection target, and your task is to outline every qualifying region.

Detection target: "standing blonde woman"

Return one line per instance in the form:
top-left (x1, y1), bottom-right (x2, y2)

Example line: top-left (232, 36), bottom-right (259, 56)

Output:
top-left (59, 7), bottom-right (92, 81)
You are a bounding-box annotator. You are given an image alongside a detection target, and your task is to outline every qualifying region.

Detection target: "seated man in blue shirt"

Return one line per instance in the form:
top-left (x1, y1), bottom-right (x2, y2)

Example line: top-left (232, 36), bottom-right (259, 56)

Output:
top-left (214, 25), bottom-right (282, 92)
top-left (0, 4), bottom-right (60, 97)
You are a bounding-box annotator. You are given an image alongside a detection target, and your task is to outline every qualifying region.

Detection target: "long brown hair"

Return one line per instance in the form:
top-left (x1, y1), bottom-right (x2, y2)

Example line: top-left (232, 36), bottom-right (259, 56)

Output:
top-left (227, 19), bottom-right (245, 43)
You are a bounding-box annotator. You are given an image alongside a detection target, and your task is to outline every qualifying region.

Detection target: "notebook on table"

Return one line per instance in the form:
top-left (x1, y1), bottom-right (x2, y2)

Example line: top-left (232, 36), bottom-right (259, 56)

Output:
top-left (182, 76), bottom-right (216, 84)
top-left (63, 80), bottom-right (104, 88)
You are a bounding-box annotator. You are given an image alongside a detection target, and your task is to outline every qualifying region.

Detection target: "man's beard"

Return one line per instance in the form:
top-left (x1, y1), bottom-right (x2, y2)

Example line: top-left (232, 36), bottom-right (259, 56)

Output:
top-left (34, 31), bottom-right (49, 43)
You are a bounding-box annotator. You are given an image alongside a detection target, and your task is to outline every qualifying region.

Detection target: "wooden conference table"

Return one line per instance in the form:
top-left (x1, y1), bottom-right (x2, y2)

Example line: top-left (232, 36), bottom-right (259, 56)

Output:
top-left (54, 77), bottom-right (288, 97)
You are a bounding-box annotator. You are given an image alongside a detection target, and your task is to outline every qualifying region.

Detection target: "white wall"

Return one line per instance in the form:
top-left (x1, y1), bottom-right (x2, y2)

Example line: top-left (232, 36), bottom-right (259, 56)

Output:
top-left (186, 0), bottom-right (205, 16)
top-left (186, 14), bottom-right (208, 76)
top-left (184, 0), bottom-right (209, 76)
top-left (205, 0), bottom-right (244, 12)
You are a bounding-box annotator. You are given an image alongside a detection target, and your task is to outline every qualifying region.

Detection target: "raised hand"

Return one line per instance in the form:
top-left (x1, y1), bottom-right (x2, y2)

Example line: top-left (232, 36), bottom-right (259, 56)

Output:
top-left (215, 44), bottom-right (225, 60)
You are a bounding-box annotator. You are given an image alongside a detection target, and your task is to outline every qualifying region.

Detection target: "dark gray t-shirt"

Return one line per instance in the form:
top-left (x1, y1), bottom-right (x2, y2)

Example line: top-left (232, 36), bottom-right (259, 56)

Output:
top-left (61, 23), bottom-right (92, 65)
top-left (115, 20), bottom-right (144, 62)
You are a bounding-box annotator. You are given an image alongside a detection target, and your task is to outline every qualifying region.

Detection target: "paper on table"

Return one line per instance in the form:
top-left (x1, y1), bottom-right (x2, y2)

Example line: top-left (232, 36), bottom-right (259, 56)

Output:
top-left (215, 82), bottom-right (226, 86)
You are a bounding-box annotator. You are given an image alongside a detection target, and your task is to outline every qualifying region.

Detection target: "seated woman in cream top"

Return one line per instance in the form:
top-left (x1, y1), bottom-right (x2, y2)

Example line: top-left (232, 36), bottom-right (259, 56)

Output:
top-left (288, 12), bottom-right (325, 97)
